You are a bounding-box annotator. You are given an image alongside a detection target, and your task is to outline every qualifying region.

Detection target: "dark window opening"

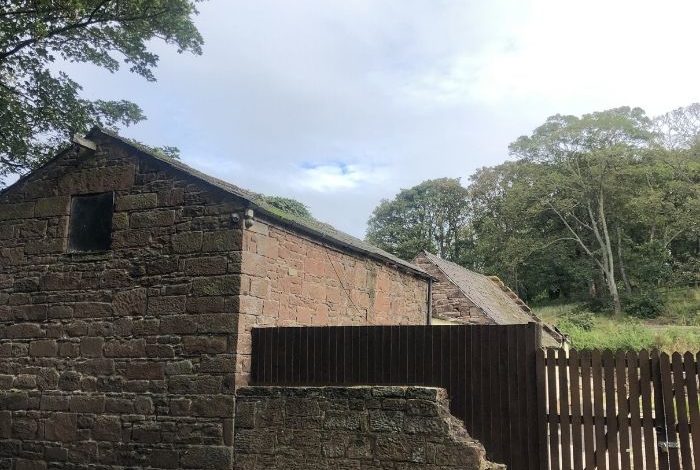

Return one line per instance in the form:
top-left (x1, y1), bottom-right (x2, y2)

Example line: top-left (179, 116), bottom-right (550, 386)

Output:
top-left (68, 192), bottom-right (114, 252)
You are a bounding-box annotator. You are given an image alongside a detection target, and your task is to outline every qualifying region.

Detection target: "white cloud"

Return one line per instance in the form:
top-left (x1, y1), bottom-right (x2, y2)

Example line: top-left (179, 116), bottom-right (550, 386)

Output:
top-left (59, 0), bottom-right (700, 237)
top-left (295, 162), bottom-right (389, 193)
top-left (405, 0), bottom-right (700, 113)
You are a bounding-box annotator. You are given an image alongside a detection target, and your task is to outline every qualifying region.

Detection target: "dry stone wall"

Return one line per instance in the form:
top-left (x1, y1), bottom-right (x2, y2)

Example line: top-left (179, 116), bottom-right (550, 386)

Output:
top-left (0, 138), bottom-right (244, 468)
top-left (233, 385), bottom-right (504, 469)
top-left (235, 218), bottom-right (429, 383)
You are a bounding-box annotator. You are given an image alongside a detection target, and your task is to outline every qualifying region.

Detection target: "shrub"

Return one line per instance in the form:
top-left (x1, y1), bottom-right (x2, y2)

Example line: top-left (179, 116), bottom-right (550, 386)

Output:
top-left (557, 311), bottom-right (595, 331)
top-left (623, 290), bottom-right (665, 319)
top-left (579, 296), bottom-right (611, 313)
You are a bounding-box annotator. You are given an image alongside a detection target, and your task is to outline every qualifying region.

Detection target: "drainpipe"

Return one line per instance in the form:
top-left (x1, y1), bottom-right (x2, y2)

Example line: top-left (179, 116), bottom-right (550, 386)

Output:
top-left (426, 278), bottom-right (433, 325)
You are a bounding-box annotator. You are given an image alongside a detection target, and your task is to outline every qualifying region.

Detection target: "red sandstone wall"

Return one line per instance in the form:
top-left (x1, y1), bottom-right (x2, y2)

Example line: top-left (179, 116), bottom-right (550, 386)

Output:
top-left (413, 253), bottom-right (493, 325)
top-left (235, 218), bottom-right (429, 383)
top-left (0, 138), bottom-right (243, 468)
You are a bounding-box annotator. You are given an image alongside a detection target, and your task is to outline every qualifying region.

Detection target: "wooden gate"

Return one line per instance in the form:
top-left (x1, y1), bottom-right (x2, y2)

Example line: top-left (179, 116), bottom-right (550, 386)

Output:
top-left (540, 349), bottom-right (700, 470)
top-left (251, 323), bottom-right (543, 470)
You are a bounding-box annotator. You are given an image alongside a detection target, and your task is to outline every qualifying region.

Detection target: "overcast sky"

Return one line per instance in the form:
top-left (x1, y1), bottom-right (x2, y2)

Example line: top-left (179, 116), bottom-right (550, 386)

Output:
top-left (67, 0), bottom-right (699, 237)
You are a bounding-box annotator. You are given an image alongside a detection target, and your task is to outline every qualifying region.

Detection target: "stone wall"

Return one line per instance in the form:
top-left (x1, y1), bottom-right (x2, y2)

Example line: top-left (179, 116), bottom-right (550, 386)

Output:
top-left (233, 386), bottom-right (503, 469)
top-left (235, 218), bottom-right (429, 383)
top-left (413, 253), bottom-right (493, 325)
top-left (0, 134), bottom-right (431, 467)
top-left (0, 138), bottom-right (243, 468)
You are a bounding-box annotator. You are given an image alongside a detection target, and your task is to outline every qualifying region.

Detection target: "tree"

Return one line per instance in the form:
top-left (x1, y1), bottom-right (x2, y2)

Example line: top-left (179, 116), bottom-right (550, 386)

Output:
top-left (0, 0), bottom-right (204, 180)
top-left (467, 161), bottom-right (591, 300)
top-left (366, 178), bottom-right (469, 261)
top-left (509, 107), bottom-right (656, 315)
top-left (652, 102), bottom-right (700, 150)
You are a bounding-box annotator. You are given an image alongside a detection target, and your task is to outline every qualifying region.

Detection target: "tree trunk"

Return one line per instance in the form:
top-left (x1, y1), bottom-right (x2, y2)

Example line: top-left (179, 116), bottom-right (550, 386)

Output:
top-left (597, 193), bottom-right (622, 316)
top-left (617, 226), bottom-right (632, 294)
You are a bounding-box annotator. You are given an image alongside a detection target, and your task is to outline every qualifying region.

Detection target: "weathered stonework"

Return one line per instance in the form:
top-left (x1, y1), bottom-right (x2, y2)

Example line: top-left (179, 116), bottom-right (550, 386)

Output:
top-left (0, 131), bottom-right (431, 467)
top-left (234, 386), bottom-right (504, 469)
top-left (413, 253), bottom-right (493, 325)
top-left (235, 219), bottom-right (429, 384)
top-left (0, 137), bottom-right (243, 468)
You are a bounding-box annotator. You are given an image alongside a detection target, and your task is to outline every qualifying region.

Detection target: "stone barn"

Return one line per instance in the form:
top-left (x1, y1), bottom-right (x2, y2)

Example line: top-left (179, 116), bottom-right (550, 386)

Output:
top-left (0, 128), bottom-right (432, 468)
top-left (414, 250), bottom-right (565, 347)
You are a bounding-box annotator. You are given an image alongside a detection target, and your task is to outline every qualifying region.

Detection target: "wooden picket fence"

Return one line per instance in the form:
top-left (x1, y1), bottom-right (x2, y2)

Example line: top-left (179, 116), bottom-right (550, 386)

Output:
top-left (540, 349), bottom-right (700, 470)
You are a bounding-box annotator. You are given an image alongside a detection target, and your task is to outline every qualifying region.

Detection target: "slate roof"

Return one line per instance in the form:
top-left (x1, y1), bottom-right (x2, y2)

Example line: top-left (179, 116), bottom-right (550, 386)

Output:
top-left (420, 251), bottom-right (565, 346)
top-left (84, 128), bottom-right (431, 279)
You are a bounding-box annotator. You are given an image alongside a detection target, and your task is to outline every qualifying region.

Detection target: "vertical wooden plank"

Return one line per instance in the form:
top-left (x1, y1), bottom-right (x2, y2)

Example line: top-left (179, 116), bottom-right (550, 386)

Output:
top-left (399, 325), bottom-right (409, 384)
top-left (514, 326), bottom-right (530, 470)
top-left (559, 348), bottom-right (572, 470)
top-left (372, 326), bottom-right (382, 384)
top-left (414, 326), bottom-right (425, 385)
top-left (627, 351), bottom-right (644, 470)
top-left (526, 324), bottom-right (541, 470)
top-left (405, 326), bottom-right (415, 385)
top-left (479, 326), bottom-right (490, 449)
top-left (671, 352), bottom-right (691, 470)
top-left (592, 349), bottom-right (607, 470)
top-left (381, 325), bottom-right (392, 384)
top-left (439, 326), bottom-right (448, 388)
top-left (314, 327), bottom-right (324, 385)
top-left (300, 327), bottom-right (308, 384)
top-left (685, 351), bottom-right (700, 470)
top-left (465, 325), bottom-right (474, 434)
top-left (268, 328), bottom-right (275, 383)
top-left (454, 326), bottom-right (466, 422)
top-left (251, 328), bottom-right (259, 384)
top-left (350, 326), bottom-right (360, 384)
top-left (581, 350), bottom-right (596, 470)
top-left (547, 348), bottom-right (561, 470)
top-left (659, 351), bottom-right (681, 470)
top-left (450, 326), bottom-right (463, 423)
top-left (615, 351), bottom-right (631, 470)
top-left (488, 326), bottom-right (502, 465)
top-left (294, 327), bottom-right (303, 384)
top-left (652, 351), bottom-right (670, 470)
top-left (358, 327), bottom-right (368, 384)
top-left (267, 328), bottom-right (276, 384)
top-left (569, 349), bottom-right (583, 470)
top-left (639, 349), bottom-right (657, 470)
top-left (326, 327), bottom-right (335, 383)
top-left (506, 327), bottom-right (519, 469)
top-left (468, 326), bottom-right (480, 439)
top-left (603, 350), bottom-right (619, 470)
top-left (343, 326), bottom-right (353, 384)
top-left (536, 347), bottom-right (548, 470)
top-left (497, 327), bottom-right (511, 468)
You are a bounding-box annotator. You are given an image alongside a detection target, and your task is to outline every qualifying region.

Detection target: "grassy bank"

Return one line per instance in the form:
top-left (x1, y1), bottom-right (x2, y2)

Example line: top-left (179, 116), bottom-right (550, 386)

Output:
top-left (532, 287), bottom-right (700, 352)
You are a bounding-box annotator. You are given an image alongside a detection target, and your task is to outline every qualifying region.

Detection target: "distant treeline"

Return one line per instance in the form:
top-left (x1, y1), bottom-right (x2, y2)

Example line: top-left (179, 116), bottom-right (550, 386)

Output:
top-left (366, 104), bottom-right (700, 317)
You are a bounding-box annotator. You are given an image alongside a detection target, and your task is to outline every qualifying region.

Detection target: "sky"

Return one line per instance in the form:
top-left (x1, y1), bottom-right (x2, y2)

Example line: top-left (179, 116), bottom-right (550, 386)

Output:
top-left (64, 0), bottom-right (700, 237)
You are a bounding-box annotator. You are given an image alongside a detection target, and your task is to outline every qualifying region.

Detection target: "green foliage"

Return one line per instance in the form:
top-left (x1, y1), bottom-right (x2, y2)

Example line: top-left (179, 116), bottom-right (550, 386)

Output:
top-left (622, 290), bottom-right (665, 319)
top-left (368, 103), bottom-right (699, 308)
top-left (580, 297), bottom-right (613, 314)
top-left (563, 319), bottom-right (657, 351)
top-left (261, 196), bottom-right (314, 220)
top-left (366, 178), bottom-right (470, 261)
top-left (558, 310), bottom-right (595, 331)
top-left (534, 288), bottom-right (700, 352)
top-left (0, 0), bottom-right (204, 178)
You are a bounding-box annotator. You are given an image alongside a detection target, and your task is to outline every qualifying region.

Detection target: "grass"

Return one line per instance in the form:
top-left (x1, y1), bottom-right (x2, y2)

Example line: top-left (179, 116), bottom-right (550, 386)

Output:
top-left (532, 287), bottom-right (700, 352)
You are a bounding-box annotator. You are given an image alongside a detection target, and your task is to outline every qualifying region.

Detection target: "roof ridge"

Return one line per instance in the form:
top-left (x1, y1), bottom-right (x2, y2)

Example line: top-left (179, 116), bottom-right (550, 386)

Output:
top-left (85, 127), bottom-right (431, 279)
